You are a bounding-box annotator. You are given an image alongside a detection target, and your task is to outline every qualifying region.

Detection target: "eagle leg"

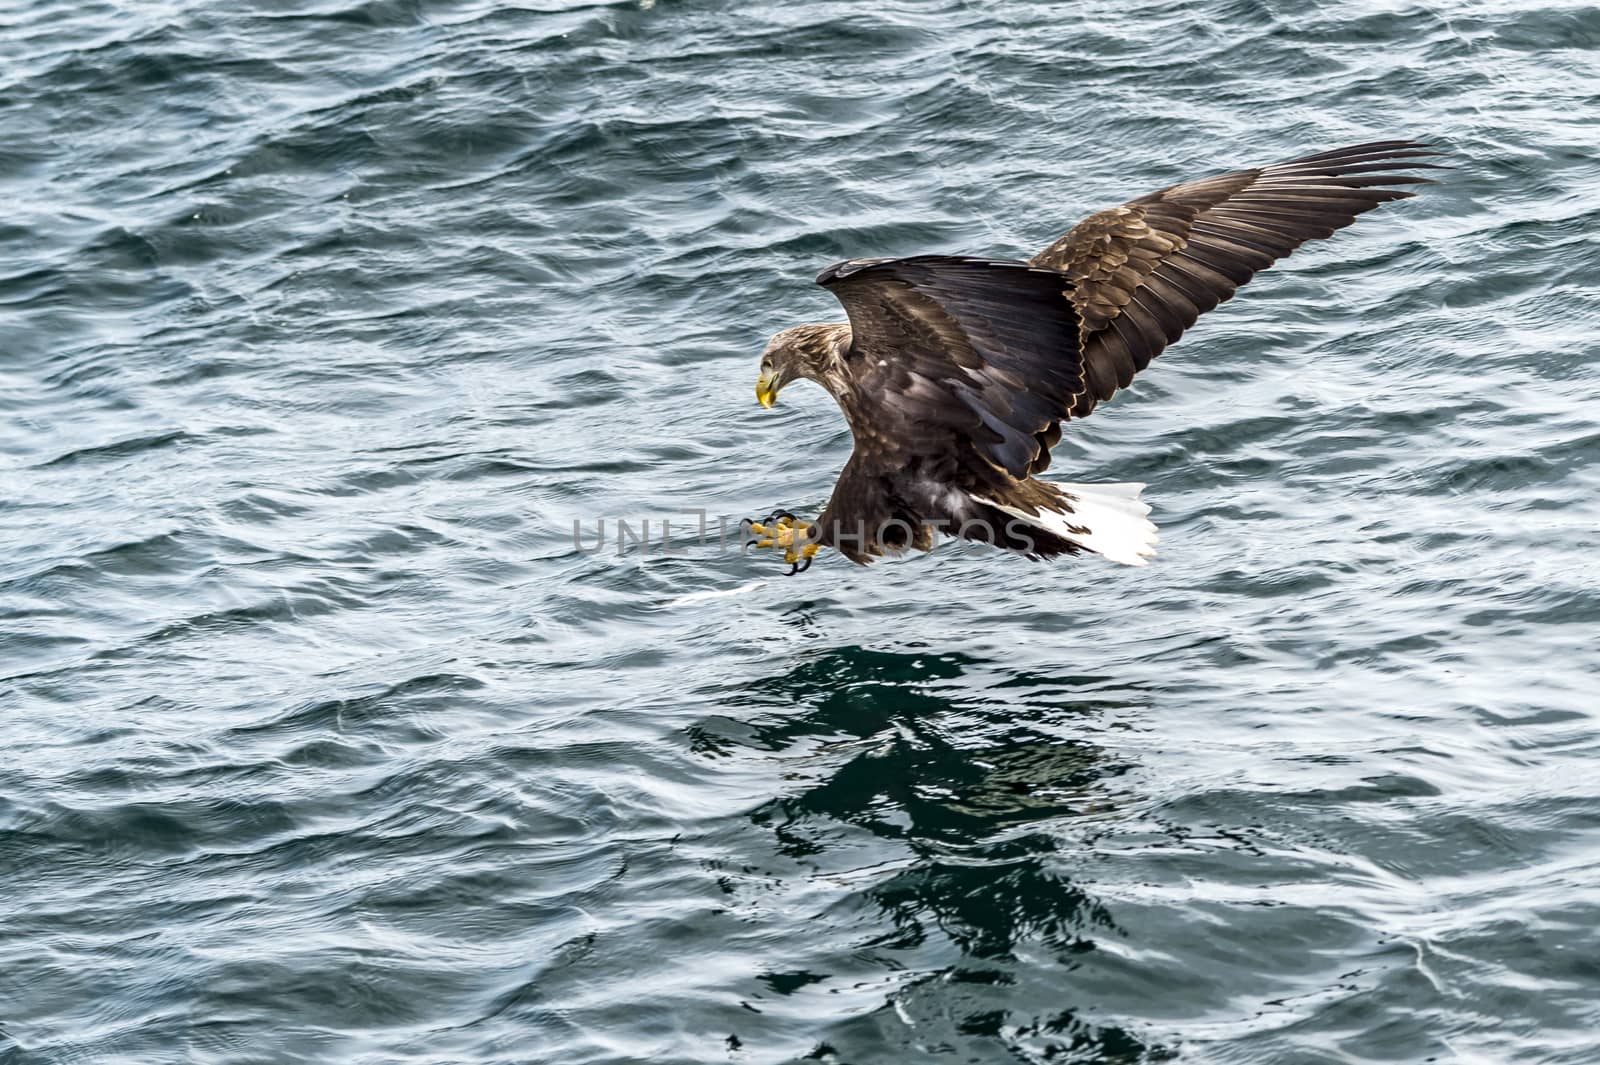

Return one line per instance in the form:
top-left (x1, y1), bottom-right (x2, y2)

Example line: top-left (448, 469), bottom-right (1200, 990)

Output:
top-left (741, 513), bottom-right (822, 574)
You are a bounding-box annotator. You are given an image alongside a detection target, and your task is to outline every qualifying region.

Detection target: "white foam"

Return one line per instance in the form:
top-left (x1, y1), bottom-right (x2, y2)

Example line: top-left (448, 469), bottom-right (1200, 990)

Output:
top-left (660, 579), bottom-right (766, 607)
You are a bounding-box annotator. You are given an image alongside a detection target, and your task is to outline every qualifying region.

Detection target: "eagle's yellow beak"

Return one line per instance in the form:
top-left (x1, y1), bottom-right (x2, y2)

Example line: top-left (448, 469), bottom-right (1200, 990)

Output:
top-left (756, 372), bottom-right (778, 409)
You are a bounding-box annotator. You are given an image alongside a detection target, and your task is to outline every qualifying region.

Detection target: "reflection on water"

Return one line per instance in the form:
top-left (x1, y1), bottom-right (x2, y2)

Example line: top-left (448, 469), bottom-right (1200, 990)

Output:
top-left (691, 646), bottom-right (1166, 1061)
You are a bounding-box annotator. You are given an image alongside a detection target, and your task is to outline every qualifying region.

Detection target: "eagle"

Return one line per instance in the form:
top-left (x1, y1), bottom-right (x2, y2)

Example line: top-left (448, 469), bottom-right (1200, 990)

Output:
top-left (745, 141), bottom-right (1442, 574)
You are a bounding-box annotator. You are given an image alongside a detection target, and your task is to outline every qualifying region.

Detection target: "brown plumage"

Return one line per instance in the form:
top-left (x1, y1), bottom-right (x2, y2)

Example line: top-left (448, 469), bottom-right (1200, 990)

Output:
top-left (751, 141), bottom-right (1443, 569)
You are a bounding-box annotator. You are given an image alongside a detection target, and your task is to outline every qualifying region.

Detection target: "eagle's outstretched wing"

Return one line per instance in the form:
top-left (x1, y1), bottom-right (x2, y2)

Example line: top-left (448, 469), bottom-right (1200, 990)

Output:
top-left (1027, 140), bottom-right (1446, 461)
top-left (816, 255), bottom-right (1083, 485)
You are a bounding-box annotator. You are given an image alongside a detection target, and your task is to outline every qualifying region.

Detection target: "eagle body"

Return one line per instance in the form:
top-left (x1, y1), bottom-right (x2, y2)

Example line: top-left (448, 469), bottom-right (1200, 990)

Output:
top-left (751, 142), bottom-right (1443, 570)
top-left (780, 314), bottom-right (1154, 565)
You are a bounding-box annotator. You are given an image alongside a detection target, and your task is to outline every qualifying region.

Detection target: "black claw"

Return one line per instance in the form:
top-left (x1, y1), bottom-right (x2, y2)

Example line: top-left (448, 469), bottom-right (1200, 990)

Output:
top-left (784, 556), bottom-right (812, 576)
top-left (763, 509), bottom-right (796, 525)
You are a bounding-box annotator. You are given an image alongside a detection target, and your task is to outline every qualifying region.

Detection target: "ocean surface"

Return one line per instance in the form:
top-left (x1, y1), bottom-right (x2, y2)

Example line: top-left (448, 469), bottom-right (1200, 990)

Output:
top-left (4, 1), bottom-right (1599, 1062)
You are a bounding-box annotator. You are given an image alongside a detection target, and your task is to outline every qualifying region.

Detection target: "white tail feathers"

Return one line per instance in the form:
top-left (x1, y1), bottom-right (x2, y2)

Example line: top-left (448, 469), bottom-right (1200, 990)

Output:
top-left (980, 482), bottom-right (1159, 566)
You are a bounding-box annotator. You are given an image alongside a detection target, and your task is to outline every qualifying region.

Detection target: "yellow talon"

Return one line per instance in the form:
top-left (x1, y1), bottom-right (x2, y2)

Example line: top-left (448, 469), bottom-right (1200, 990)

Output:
top-left (743, 513), bottom-right (821, 573)
top-left (769, 517), bottom-right (806, 548)
top-left (784, 541), bottom-right (821, 565)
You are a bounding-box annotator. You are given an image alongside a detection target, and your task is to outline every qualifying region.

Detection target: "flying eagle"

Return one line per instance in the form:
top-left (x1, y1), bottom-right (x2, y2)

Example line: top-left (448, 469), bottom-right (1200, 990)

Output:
top-left (745, 141), bottom-right (1442, 573)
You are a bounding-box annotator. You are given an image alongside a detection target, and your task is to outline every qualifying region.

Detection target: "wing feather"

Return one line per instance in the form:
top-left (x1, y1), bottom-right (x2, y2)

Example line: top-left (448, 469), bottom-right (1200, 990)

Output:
top-left (815, 255), bottom-right (1084, 485)
top-left (1027, 140), bottom-right (1444, 434)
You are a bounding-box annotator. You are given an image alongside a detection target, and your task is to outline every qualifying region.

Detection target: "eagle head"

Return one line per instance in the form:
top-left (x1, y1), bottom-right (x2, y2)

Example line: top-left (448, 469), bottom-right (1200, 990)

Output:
top-left (755, 322), bottom-right (851, 408)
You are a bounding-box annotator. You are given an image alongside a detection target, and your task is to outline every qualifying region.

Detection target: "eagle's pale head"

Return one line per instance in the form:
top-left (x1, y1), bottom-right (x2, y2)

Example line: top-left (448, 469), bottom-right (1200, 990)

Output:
top-left (755, 322), bottom-right (852, 407)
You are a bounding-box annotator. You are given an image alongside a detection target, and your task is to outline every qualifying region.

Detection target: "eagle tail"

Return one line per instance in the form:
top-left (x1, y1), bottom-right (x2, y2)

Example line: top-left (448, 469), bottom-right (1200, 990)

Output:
top-left (978, 482), bottom-right (1159, 566)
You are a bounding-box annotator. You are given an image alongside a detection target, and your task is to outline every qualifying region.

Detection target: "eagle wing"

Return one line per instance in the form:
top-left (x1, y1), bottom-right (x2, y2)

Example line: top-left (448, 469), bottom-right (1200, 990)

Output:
top-left (816, 254), bottom-right (1084, 485)
top-left (1027, 140), bottom-right (1445, 460)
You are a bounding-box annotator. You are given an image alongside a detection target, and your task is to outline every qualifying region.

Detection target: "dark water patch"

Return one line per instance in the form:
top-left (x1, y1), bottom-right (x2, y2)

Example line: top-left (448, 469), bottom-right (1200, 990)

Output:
top-left (36, 430), bottom-right (191, 468)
